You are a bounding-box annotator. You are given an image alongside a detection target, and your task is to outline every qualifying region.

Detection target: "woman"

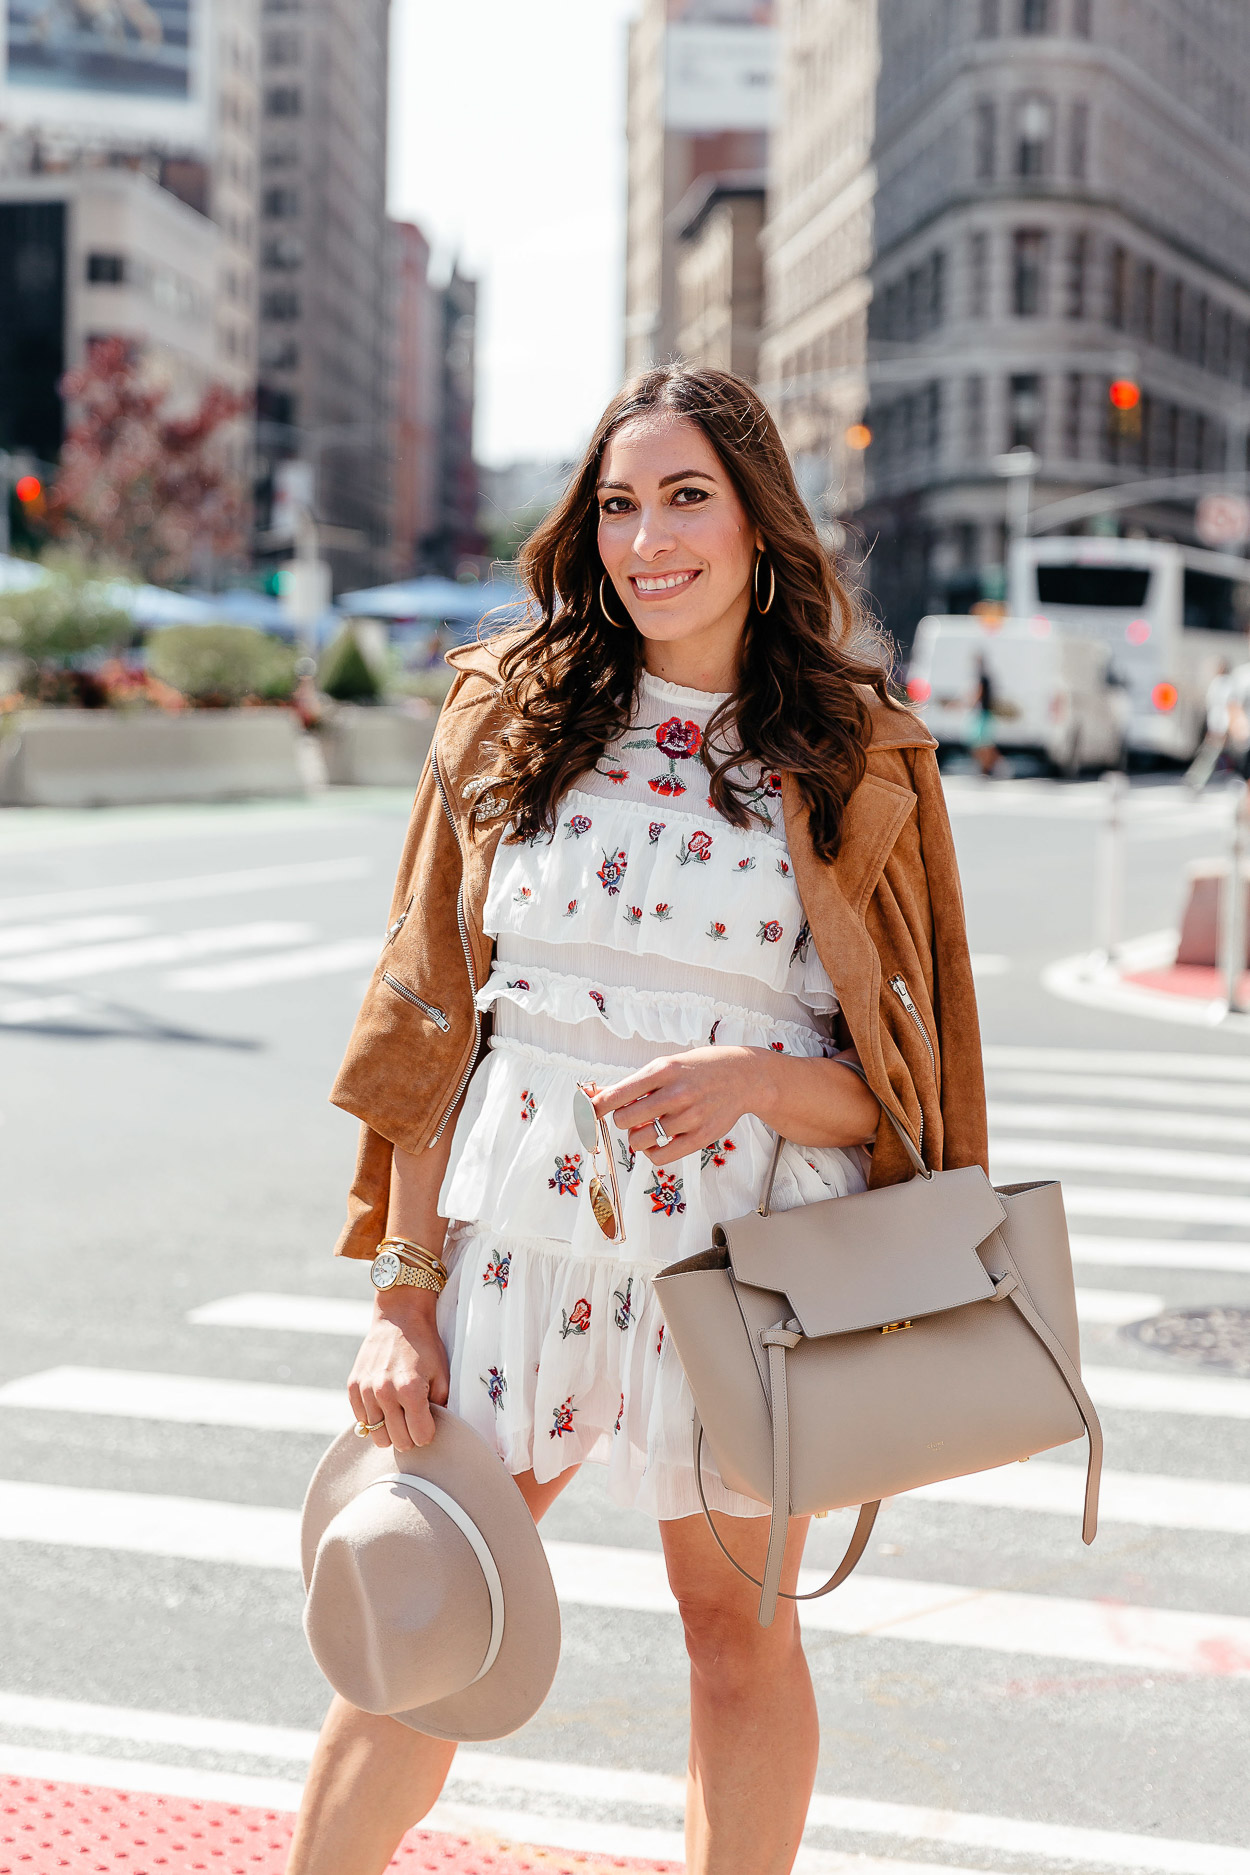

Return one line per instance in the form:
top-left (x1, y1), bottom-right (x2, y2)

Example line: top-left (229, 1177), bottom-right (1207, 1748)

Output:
top-left (288, 365), bottom-right (987, 1875)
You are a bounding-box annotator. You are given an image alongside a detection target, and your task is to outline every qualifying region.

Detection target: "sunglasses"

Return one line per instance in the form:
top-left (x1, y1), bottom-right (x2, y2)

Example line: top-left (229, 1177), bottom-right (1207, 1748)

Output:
top-left (573, 1084), bottom-right (626, 1245)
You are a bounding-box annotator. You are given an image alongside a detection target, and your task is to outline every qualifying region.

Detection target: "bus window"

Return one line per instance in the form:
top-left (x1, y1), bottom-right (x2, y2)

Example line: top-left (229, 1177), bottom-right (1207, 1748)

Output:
top-left (1036, 565), bottom-right (1152, 607)
top-left (1182, 569), bottom-right (1248, 633)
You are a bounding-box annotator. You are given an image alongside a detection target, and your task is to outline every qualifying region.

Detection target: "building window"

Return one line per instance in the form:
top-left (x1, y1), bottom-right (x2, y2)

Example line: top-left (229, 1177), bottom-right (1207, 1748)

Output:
top-left (929, 250), bottom-right (946, 328)
top-left (1021, 0), bottom-right (1051, 31)
top-left (969, 231), bottom-right (989, 316)
top-left (1012, 230), bottom-right (1047, 315)
top-left (262, 234), bottom-right (303, 270)
top-left (1164, 277), bottom-right (1183, 352)
top-left (1073, 0), bottom-right (1092, 34)
top-left (1191, 292), bottom-right (1209, 367)
top-left (262, 186), bottom-right (300, 218)
top-left (965, 377), bottom-right (985, 456)
top-left (1016, 97), bottom-right (1053, 177)
top-left (974, 100), bottom-right (997, 180)
top-left (262, 288), bottom-right (301, 320)
top-left (905, 266), bottom-right (923, 339)
top-left (1065, 231), bottom-right (1087, 318)
top-left (926, 382), bottom-right (942, 454)
top-left (260, 336), bottom-right (299, 370)
top-left (1213, 308), bottom-right (1233, 377)
top-left (1136, 262), bottom-right (1156, 342)
top-left (979, 0), bottom-right (999, 33)
top-left (1069, 100), bottom-right (1088, 179)
top-left (265, 29), bottom-right (300, 62)
top-left (1108, 245), bottom-right (1128, 328)
top-left (264, 85), bottom-right (301, 115)
top-left (1062, 373), bottom-right (1082, 457)
top-left (1010, 374), bottom-right (1042, 450)
top-left (86, 252), bottom-right (125, 283)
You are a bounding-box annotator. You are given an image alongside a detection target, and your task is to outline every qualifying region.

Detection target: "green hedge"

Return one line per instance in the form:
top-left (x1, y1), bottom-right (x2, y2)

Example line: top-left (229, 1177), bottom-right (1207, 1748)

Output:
top-left (147, 624), bottom-right (297, 706)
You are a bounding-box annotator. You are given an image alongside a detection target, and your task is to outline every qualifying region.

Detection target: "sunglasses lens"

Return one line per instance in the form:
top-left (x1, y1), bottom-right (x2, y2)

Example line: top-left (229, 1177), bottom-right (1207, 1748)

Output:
top-left (589, 1174), bottom-right (618, 1240)
top-left (572, 1086), bottom-right (600, 1156)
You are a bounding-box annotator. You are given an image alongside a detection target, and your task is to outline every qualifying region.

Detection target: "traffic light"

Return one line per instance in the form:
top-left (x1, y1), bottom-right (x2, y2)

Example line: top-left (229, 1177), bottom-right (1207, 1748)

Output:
top-left (14, 474), bottom-right (43, 507)
top-left (8, 472), bottom-right (46, 551)
top-left (1108, 377), bottom-right (1142, 441)
top-left (1108, 379), bottom-right (1140, 411)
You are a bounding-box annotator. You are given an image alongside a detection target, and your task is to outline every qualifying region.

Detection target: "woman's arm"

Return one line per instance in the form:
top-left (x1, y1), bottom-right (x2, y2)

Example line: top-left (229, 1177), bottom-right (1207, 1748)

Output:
top-left (346, 1120), bottom-right (458, 1454)
top-left (596, 1046), bottom-right (880, 1169)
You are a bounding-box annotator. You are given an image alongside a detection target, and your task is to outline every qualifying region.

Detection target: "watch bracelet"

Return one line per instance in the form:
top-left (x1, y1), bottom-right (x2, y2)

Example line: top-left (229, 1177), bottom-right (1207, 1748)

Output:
top-left (392, 1259), bottom-right (445, 1294)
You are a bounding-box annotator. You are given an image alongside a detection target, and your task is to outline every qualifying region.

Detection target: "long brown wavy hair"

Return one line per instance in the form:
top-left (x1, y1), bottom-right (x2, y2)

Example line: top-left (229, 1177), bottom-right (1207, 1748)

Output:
top-left (477, 365), bottom-right (894, 863)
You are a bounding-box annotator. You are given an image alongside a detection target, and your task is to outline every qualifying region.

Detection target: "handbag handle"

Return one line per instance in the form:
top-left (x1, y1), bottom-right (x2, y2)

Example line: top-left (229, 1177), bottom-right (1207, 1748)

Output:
top-left (757, 1057), bottom-right (930, 1217)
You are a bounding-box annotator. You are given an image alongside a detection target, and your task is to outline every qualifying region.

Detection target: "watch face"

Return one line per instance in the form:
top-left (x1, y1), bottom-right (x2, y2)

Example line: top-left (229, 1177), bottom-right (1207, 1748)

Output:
top-left (372, 1250), bottom-right (402, 1290)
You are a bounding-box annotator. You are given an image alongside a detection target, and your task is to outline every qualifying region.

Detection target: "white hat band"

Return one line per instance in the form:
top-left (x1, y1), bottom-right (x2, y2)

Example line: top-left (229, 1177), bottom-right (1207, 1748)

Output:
top-left (369, 1472), bottom-right (506, 1684)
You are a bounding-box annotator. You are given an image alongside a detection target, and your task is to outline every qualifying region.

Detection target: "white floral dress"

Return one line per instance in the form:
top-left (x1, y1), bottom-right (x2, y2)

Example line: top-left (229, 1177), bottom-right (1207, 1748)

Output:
top-left (435, 672), bottom-right (867, 1520)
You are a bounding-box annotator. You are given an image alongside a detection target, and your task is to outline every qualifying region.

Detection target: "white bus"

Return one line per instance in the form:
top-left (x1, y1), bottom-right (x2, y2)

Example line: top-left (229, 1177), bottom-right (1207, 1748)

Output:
top-left (1008, 536), bottom-right (1250, 761)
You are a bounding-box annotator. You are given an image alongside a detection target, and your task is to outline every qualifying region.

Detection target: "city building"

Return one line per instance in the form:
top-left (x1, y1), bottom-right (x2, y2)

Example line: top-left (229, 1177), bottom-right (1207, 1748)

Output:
top-left (255, 0), bottom-right (393, 591)
top-left (673, 169), bottom-right (766, 379)
top-left (761, 0), bottom-right (1250, 647)
top-left (625, 0), bottom-right (777, 377)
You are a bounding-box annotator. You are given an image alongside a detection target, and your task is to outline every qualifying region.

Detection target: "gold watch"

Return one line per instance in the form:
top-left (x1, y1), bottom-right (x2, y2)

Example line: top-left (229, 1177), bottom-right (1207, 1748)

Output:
top-left (370, 1238), bottom-right (447, 1295)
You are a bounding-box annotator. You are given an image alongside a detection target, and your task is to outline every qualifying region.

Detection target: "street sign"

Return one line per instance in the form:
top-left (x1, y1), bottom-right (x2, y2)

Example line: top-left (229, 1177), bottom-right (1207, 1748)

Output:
top-left (1196, 492), bottom-right (1250, 549)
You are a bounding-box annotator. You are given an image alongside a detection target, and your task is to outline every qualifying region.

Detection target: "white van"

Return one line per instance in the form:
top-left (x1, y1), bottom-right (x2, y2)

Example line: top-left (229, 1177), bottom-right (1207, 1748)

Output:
top-left (905, 615), bottom-right (1127, 772)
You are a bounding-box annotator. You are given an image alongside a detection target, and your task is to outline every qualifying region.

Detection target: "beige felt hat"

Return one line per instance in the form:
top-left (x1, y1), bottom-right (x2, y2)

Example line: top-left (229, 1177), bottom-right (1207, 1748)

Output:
top-left (300, 1406), bottom-right (561, 1741)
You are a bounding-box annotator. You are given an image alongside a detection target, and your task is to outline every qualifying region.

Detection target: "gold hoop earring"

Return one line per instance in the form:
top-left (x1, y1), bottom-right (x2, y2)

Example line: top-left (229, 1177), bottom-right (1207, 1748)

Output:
top-left (754, 553), bottom-right (775, 615)
top-left (599, 574), bottom-right (628, 628)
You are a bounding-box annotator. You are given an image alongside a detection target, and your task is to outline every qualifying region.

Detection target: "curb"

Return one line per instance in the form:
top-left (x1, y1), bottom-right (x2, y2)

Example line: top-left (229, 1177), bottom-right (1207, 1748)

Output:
top-left (1042, 930), bottom-right (1250, 1033)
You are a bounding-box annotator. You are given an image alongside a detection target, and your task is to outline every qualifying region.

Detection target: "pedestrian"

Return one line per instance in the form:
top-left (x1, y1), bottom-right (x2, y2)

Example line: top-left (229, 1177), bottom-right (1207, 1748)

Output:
top-left (967, 652), bottom-right (1000, 778)
top-left (287, 365), bottom-right (988, 1875)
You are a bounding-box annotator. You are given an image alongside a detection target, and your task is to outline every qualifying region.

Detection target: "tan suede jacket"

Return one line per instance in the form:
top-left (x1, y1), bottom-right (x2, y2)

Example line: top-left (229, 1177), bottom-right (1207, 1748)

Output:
top-left (330, 642), bottom-right (989, 1260)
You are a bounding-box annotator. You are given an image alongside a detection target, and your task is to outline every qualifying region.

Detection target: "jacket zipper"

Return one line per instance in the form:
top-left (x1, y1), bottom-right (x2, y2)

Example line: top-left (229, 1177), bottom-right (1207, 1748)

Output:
top-left (381, 973), bottom-right (449, 1032)
top-left (429, 745), bottom-right (481, 1144)
top-left (887, 973), bottom-right (934, 1157)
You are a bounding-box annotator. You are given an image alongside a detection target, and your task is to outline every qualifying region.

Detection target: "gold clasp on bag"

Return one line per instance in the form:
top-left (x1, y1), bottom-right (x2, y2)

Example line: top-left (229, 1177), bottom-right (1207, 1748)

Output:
top-left (879, 1319), bottom-right (912, 1334)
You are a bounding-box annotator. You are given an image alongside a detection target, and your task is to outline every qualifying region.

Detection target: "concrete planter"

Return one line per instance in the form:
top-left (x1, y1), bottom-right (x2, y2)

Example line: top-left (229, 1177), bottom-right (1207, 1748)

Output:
top-left (0, 707), bottom-right (306, 808)
top-left (1175, 858), bottom-right (1250, 968)
top-left (319, 705), bottom-right (435, 787)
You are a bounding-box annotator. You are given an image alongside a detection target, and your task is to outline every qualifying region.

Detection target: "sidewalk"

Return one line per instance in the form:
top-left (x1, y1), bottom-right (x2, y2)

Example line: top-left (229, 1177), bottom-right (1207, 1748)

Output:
top-left (1043, 928), bottom-right (1250, 1032)
top-left (0, 1774), bottom-right (682, 1875)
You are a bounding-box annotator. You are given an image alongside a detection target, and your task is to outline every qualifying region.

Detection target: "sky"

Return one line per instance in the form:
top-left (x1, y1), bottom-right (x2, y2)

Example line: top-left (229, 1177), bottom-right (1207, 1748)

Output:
top-left (389, 0), bottom-right (641, 472)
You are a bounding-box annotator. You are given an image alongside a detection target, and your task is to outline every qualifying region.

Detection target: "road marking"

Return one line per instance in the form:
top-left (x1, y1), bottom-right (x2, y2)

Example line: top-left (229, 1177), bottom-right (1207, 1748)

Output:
top-left (0, 994), bottom-right (89, 1026)
top-left (168, 936), bottom-right (380, 992)
top-left (990, 1101), bottom-right (1250, 1145)
top-left (0, 916), bottom-right (150, 958)
top-left (4, 1482), bottom-right (1250, 1677)
top-left (1062, 1186), bottom-right (1250, 1227)
top-left (187, 1293), bottom-right (373, 1335)
top-left (0, 1705), bottom-right (1244, 1875)
top-left (1071, 1287), bottom-right (1162, 1324)
top-left (983, 1045), bottom-right (1250, 1082)
top-left (0, 922), bottom-right (316, 985)
top-left (986, 1070), bottom-right (1250, 1112)
top-left (912, 1461), bottom-right (1250, 1532)
top-left (971, 953), bottom-right (1010, 976)
top-left (0, 1367), bottom-right (350, 1433)
top-left (0, 858), bottom-right (371, 924)
top-left (992, 1140), bottom-right (1250, 1185)
top-left (1070, 1235), bottom-right (1250, 1275)
top-left (8, 1359), bottom-right (1249, 1433)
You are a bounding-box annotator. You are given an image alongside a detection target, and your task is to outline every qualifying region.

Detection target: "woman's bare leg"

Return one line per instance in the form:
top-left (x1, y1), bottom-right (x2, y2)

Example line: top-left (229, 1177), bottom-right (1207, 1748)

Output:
top-left (285, 1466), bottom-right (577, 1875)
top-left (661, 1509), bottom-right (817, 1875)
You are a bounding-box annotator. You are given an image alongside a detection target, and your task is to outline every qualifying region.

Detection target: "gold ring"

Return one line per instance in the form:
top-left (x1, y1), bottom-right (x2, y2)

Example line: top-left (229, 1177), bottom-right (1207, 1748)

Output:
top-left (354, 1418), bottom-right (386, 1436)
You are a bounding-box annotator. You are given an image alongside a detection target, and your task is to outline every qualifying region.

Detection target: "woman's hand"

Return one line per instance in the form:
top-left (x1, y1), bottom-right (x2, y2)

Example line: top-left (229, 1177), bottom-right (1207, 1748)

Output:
top-left (594, 1045), bottom-right (880, 1167)
top-left (347, 1290), bottom-right (450, 1453)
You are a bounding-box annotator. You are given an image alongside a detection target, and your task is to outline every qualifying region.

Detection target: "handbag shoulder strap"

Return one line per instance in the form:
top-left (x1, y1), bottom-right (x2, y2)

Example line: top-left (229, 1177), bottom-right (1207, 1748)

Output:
top-left (758, 1056), bottom-right (929, 1217)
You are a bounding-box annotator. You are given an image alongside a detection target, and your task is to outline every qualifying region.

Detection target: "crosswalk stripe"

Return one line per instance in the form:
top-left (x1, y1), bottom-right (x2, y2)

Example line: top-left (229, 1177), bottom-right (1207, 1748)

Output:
top-left (992, 1140), bottom-right (1250, 1184)
top-left (1070, 1236), bottom-right (1250, 1275)
top-left (7, 1359), bottom-right (1248, 1431)
top-left (0, 922), bottom-right (316, 985)
top-left (186, 1289), bottom-right (1163, 1339)
top-left (913, 1462), bottom-right (1250, 1531)
top-left (1059, 1186), bottom-right (1250, 1227)
top-left (989, 1101), bottom-right (1250, 1145)
top-left (0, 858), bottom-right (371, 924)
top-left (0, 994), bottom-right (87, 1026)
top-left (0, 915), bottom-right (150, 957)
top-left (0, 1700), bottom-right (1243, 1875)
top-left (168, 936), bottom-right (381, 992)
top-left (986, 1071), bottom-right (1250, 1111)
top-left (3, 1481), bottom-right (1250, 1675)
top-left (983, 1046), bottom-right (1250, 1082)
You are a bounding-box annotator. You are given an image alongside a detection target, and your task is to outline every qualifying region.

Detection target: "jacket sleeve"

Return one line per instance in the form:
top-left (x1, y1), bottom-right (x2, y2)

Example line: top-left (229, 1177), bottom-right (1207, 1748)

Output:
top-left (909, 746), bottom-right (988, 1172)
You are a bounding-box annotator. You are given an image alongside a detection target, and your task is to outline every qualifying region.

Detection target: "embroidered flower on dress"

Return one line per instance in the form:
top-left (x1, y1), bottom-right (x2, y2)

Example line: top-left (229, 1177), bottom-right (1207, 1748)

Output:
top-left (560, 1296), bottom-right (592, 1339)
top-left (597, 848), bottom-right (628, 895)
top-left (655, 716), bottom-right (703, 760)
top-left (550, 1396), bottom-right (577, 1439)
top-left (482, 1366), bottom-right (507, 1412)
top-left (565, 813), bottom-right (592, 839)
top-left (736, 857), bottom-right (755, 872)
top-left (647, 821), bottom-right (666, 844)
top-left (564, 899), bottom-right (579, 917)
top-left (616, 1138), bottom-right (636, 1175)
top-left (507, 979), bottom-right (530, 991)
top-left (588, 989), bottom-right (607, 1016)
top-left (520, 1089), bottom-right (536, 1123)
top-left (776, 859), bottom-right (791, 877)
top-left (647, 774), bottom-right (686, 798)
top-left (651, 902), bottom-right (672, 921)
top-left (656, 1323), bottom-right (666, 1356)
top-left (791, 920), bottom-right (811, 964)
top-left (707, 921), bottom-right (727, 941)
top-left (482, 1253), bottom-right (511, 1294)
top-left (603, 767), bottom-right (629, 785)
top-left (678, 830), bottom-right (713, 866)
top-left (758, 919), bottom-right (783, 944)
top-left (615, 1391), bottom-right (625, 1434)
top-left (513, 886), bottom-right (532, 905)
top-left (700, 1137), bottom-right (736, 1169)
top-left (613, 1276), bottom-right (634, 1329)
top-left (624, 905), bottom-right (642, 925)
top-left (769, 1040), bottom-right (786, 1053)
top-left (646, 1169), bottom-right (686, 1216)
top-left (548, 1153), bottom-right (583, 1197)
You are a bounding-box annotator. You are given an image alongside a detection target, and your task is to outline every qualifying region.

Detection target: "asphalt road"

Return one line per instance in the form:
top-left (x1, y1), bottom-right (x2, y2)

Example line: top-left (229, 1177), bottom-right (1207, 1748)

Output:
top-left (2, 771), bottom-right (1249, 1873)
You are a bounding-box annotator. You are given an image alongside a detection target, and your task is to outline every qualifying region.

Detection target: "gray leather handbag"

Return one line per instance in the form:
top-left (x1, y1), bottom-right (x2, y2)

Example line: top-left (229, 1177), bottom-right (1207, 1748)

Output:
top-left (653, 1093), bottom-right (1104, 1626)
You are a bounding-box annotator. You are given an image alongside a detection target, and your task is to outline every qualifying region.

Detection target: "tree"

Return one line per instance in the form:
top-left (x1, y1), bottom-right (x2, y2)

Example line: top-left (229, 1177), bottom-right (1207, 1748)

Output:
top-left (46, 337), bottom-right (249, 587)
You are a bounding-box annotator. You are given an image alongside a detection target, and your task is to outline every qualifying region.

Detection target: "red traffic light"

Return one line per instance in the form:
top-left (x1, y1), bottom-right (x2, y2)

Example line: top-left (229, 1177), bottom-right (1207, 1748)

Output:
top-left (14, 474), bottom-right (42, 504)
top-left (1109, 379), bottom-right (1140, 412)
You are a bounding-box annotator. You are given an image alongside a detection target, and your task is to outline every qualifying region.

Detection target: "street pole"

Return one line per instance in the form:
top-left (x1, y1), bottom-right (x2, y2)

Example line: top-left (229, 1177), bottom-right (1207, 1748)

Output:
top-left (1221, 790), bottom-right (1248, 1017)
top-left (1095, 769), bottom-right (1127, 965)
